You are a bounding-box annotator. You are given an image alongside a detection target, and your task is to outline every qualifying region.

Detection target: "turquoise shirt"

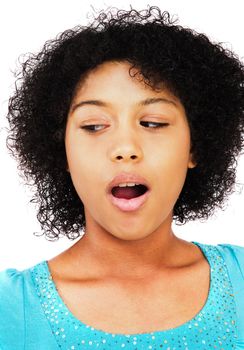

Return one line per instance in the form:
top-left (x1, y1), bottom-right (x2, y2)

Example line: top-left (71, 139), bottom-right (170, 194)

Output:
top-left (0, 242), bottom-right (243, 349)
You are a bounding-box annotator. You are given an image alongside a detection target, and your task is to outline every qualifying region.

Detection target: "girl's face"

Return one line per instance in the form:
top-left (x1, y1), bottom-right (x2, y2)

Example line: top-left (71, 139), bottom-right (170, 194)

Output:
top-left (65, 61), bottom-right (195, 241)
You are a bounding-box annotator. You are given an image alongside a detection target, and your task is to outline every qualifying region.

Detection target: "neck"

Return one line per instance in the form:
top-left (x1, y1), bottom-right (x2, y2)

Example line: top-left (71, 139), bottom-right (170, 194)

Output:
top-left (63, 218), bottom-right (190, 280)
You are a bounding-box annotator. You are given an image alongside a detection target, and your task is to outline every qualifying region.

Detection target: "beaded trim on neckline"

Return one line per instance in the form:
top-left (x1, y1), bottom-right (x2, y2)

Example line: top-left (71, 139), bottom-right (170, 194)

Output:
top-left (30, 242), bottom-right (238, 349)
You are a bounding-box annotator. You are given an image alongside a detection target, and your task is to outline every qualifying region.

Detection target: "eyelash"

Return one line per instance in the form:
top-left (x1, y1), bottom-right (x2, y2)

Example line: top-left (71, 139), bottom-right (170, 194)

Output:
top-left (80, 122), bottom-right (169, 133)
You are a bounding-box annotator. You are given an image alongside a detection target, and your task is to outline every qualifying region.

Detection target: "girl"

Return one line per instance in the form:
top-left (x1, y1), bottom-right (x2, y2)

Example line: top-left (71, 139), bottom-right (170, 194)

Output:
top-left (0, 6), bottom-right (244, 349)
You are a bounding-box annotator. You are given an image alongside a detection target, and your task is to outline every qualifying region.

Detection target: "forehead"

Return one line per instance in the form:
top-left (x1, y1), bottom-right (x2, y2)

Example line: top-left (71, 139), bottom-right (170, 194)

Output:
top-left (76, 61), bottom-right (145, 94)
top-left (72, 60), bottom-right (180, 105)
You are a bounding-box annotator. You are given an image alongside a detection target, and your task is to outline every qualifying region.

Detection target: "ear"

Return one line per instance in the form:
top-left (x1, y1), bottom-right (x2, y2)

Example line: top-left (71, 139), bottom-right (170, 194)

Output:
top-left (188, 152), bottom-right (197, 169)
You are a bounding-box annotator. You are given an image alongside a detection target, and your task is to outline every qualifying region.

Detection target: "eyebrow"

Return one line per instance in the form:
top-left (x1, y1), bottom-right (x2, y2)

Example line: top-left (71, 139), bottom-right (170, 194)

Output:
top-left (70, 97), bottom-right (178, 113)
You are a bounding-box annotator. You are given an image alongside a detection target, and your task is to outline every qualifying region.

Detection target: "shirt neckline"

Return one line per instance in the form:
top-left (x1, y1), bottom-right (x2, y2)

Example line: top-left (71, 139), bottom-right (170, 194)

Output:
top-left (37, 241), bottom-right (215, 337)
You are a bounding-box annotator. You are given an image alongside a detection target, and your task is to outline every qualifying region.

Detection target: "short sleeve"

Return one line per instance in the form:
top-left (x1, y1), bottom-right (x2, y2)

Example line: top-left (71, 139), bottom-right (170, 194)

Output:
top-left (216, 244), bottom-right (244, 347)
top-left (0, 268), bottom-right (25, 349)
top-left (0, 265), bottom-right (59, 350)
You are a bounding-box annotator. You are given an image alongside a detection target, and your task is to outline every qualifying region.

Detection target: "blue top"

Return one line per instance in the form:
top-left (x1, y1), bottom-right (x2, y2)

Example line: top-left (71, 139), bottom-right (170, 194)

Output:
top-left (0, 242), bottom-right (243, 349)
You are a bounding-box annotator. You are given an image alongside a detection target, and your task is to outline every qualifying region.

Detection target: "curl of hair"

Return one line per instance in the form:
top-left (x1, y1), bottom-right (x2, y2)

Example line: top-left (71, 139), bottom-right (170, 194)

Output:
top-left (6, 6), bottom-right (244, 241)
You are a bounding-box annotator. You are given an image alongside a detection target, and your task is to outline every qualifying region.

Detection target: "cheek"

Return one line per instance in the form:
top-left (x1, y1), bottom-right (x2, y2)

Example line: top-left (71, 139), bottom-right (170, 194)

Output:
top-left (65, 127), bottom-right (91, 172)
top-left (152, 133), bottom-right (191, 195)
top-left (148, 132), bottom-right (190, 169)
top-left (66, 143), bottom-right (103, 202)
top-left (168, 127), bottom-right (191, 166)
top-left (67, 151), bottom-right (93, 187)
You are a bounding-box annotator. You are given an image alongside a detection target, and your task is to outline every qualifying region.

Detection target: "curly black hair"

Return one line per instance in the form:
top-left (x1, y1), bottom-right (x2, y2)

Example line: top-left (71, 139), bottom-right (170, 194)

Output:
top-left (6, 6), bottom-right (244, 241)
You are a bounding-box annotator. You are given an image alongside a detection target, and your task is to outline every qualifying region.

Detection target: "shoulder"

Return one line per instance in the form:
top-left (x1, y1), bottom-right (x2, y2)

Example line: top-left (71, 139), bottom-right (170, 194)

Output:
top-left (0, 267), bottom-right (25, 292)
top-left (0, 267), bottom-right (26, 311)
top-left (214, 243), bottom-right (244, 340)
top-left (0, 263), bottom-right (52, 349)
top-left (215, 243), bottom-right (244, 281)
top-left (0, 267), bottom-right (27, 348)
top-left (0, 262), bottom-right (59, 349)
top-left (0, 266), bottom-right (34, 305)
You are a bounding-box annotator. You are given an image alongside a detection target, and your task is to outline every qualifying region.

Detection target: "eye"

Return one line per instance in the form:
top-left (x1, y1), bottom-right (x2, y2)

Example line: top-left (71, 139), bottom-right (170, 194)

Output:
top-left (80, 124), bottom-right (106, 133)
top-left (140, 121), bottom-right (169, 128)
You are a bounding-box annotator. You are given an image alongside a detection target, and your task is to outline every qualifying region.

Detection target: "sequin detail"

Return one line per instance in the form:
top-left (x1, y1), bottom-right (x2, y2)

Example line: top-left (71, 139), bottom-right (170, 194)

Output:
top-left (31, 243), bottom-right (238, 349)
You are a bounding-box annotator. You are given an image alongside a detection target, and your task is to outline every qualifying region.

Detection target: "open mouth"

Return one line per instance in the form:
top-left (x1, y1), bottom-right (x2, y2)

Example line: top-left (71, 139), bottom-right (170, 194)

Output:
top-left (111, 184), bottom-right (148, 199)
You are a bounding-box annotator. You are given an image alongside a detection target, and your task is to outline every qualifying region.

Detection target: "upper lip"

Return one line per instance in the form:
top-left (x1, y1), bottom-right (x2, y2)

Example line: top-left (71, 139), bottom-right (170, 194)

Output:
top-left (106, 172), bottom-right (151, 194)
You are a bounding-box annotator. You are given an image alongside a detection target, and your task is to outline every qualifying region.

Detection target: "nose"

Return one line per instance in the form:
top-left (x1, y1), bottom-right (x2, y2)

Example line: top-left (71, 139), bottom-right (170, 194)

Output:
top-left (110, 134), bottom-right (143, 163)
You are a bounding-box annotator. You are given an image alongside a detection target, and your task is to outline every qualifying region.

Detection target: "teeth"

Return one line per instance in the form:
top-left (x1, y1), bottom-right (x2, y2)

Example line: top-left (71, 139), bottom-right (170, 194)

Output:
top-left (118, 182), bottom-right (140, 187)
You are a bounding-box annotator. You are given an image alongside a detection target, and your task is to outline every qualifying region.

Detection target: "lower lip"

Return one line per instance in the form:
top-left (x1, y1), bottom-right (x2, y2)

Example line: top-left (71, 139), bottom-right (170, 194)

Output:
top-left (107, 190), bottom-right (151, 212)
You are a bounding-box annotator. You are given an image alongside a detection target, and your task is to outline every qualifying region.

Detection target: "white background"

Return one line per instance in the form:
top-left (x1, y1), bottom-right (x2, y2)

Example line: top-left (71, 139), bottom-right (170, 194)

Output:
top-left (0, 0), bottom-right (244, 271)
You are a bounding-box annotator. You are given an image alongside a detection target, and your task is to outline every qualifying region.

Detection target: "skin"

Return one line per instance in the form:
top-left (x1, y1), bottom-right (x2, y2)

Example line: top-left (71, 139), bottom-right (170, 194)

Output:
top-left (48, 60), bottom-right (210, 333)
